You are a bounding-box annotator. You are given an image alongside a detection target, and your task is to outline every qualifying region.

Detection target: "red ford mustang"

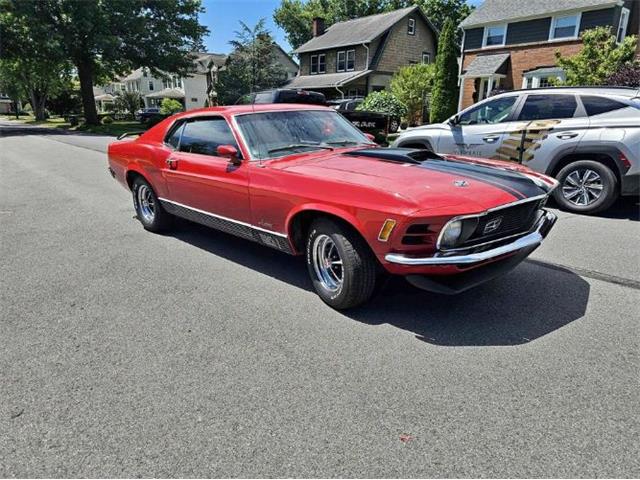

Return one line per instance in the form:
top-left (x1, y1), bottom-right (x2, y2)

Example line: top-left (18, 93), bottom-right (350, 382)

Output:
top-left (108, 104), bottom-right (558, 309)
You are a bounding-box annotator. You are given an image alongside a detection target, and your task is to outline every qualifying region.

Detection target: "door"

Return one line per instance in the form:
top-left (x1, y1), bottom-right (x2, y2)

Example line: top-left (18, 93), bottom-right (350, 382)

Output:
top-left (448, 95), bottom-right (520, 158)
top-left (163, 116), bottom-right (251, 223)
top-left (496, 93), bottom-right (587, 171)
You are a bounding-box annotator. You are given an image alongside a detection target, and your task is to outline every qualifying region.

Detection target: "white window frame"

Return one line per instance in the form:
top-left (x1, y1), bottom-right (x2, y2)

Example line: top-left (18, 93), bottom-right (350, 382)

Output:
top-left (548, 12), bottom-right (581, 41)
top-left (317, 53), bottom-right (326, 74)
top-left (337, 51), bottom-right (346, 72)
top-left (521, 69), bottom-right (566, 88)
top-left (617, 7), bottom-right (630, 43)
top-left (408, 17), bottom-right (415, 35)
top-left (346, 49), bottom-right (355, 71)
top-left (310, 54), bottom-right (318, 75)
top-left (148, 81), bottom-right (154, 91)
top-left (422, 52), bottom-right (431, 64)
top-left (482, 24), bottom-right (507, 47)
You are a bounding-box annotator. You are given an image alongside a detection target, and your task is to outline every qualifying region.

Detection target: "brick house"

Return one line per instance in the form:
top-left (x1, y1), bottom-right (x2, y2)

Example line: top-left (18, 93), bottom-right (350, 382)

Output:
top-left (458, 0), bottom-right (640, 110)
top-left (287, 6), bottom-right (438, 99)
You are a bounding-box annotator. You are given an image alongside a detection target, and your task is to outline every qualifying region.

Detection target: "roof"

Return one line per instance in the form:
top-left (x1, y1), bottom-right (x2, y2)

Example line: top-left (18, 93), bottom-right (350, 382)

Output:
top-left (295, 6), bottom-right (432, 53)
top-left (462, 53), bottom-right (510, 76)
top-left (146, 88), bottom-right (185, 99)
top-left (285, 70), bottom-right (372, 89)
top-left (460, 0), bottom-right (621, 28)
top-left (523, 66), bottom-right (565, 75)
top-left (94, 94), bottom-right (115, 101)
top-left (122, 68), bottom-right (144, 82)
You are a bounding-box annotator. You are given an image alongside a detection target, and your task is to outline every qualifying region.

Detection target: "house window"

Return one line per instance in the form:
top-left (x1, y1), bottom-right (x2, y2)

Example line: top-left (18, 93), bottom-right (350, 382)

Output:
top-left (422, 52), bottom-right (430, 64)
top-left (550, 13), bottom-right (580, 40)
top-left (522, 68), bottom-right (565, 88)
top-left (318, 53), bottom-right (326, 73)
top-left (191, 97), bottom-right (198, 103)
top-left (346, 50), bottom-right (355, 71)
top-left (143, 69), bottom-right (148, 77)
top-left (408, 17), bottom-right (415, 35)
top-left (483, 24), bottom-right (506, 47)
top-left (148, 81), bottom-right (154, 91)
top-left (617, 7), bottom-right (630, 43)
top-left (337, 51), bottom-right (346, 72)
top-left (310, 55), bottom-right (318, 74)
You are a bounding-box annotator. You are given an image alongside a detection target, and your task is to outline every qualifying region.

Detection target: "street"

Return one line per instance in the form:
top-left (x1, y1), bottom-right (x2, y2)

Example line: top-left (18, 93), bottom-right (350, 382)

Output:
top-left (1, 123), bottom-right (639, 477)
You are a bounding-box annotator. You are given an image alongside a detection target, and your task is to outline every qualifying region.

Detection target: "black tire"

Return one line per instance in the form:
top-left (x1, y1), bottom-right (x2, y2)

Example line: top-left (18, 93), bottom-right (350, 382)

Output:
top-left (131, 176), bottom-right (172, 232)
top-left (553, 160), bottom-right (618, 214)
top-left (305, 218), bottom-right (377, 310)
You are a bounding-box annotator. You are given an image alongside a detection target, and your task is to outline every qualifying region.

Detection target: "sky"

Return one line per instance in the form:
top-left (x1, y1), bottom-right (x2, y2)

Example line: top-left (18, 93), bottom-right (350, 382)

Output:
top-left (200, 0), bottom-right (485, 54)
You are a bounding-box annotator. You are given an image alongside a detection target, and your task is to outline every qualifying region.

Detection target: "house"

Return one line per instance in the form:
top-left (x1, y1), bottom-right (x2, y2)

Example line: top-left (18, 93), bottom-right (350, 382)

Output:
top-left (458, 0), bottom-right (640, 109)
top-left (0, 92), bottom-right (12, 114)
top-left (271, 43), bottom-right (299, 81)
top-left (287, 6), bottom-right (438, 99)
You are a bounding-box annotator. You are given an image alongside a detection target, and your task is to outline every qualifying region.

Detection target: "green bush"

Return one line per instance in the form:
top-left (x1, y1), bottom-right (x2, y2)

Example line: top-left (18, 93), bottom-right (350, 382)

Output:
top-left (101, 115), bottom-right (114, 124)
top-left (390, 64), bottom-right (436, 125)
top-left (160, 98), bottom-right (183, 115)
top-left (357, 91), bottom-right (407, 119)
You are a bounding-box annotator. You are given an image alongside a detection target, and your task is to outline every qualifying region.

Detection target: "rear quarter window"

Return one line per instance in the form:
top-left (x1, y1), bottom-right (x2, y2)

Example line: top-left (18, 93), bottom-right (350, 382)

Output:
top-left (581, 95), bottom-right (630, 116)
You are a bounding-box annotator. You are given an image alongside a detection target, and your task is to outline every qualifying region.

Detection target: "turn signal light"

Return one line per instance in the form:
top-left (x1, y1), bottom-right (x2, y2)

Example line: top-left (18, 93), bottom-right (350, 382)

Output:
top-left (378, 219), bottom-right (397, 242)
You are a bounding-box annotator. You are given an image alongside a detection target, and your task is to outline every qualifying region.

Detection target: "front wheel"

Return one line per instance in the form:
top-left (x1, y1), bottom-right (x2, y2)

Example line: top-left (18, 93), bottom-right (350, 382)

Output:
top-left (553, 160), bottom-right (618, 214)
top-left (306, 218), bottom-right (377, 310)
top-left (132, 177), bottom-right (172, 232)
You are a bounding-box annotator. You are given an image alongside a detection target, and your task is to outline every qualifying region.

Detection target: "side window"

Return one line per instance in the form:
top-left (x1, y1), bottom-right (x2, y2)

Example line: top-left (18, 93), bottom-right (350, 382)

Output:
top-left (458, 96), bottom-right (518, 125)
top-left (581, 95), bottom-right (628, 116)
top-left (179, 118), bottom-right (239, 157)
top-left (165, 122), bottom-right (184, 149)
top-left (517, 94), bottom-right (577, 121)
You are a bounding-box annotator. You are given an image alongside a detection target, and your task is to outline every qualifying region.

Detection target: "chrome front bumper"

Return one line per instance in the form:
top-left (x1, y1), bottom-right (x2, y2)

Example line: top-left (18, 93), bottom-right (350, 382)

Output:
top-left (385, 211), bottom-right (557, 266)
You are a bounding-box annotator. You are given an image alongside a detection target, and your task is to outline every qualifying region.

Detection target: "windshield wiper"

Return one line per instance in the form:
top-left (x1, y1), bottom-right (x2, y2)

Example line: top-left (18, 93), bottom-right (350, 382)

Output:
top-left (267, 143), bottom-right (334, 155)
top-left (324, 139), bottom-right (362, 146)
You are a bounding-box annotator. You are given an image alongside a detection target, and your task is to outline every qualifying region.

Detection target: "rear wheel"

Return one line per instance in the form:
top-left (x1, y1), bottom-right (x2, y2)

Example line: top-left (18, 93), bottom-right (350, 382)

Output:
top-left (553, 160), bottom-right (618, 214)
top-left (306, 218), bottom-right (377, 310)
top-left (132, 177), bottom-right (172, 232)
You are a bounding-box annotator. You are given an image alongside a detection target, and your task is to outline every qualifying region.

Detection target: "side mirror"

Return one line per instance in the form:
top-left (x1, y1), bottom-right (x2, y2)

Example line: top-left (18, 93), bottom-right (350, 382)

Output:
top-left (364, 132), bottom-right (376, 143)
top-left (448, 115), bottom-right (460, 126)
top-left (217, 144), bottom-right (241, 165)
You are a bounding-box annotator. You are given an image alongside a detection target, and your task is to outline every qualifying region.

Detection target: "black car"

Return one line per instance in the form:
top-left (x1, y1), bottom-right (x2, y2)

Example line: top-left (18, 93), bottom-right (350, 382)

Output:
top-left (135, 107), bottom-right (162, 122)
top-left (327, 97), bottom-right (400, 133)
top-left (238, 89), bottom-right (326, 106)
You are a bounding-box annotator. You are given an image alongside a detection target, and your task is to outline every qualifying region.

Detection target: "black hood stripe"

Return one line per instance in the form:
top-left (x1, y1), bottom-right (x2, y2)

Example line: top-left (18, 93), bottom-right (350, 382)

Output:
top-left (415, 159), bottom-right (545, 199)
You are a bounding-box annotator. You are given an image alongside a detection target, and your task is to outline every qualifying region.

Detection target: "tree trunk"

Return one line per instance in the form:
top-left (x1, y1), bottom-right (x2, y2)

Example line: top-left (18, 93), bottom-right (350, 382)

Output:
top-left (30, 90), bottom-right (47, 121)
top-left (76, 58), bottom-right (99, 125)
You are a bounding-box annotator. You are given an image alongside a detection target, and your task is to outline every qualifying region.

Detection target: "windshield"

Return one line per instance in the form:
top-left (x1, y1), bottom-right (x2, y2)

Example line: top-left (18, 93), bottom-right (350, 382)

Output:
top-left (235, 110), bottom-right (371, 160)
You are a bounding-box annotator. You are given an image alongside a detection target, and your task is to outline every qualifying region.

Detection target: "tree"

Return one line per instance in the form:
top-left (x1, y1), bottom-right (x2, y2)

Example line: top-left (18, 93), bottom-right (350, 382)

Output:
top-left (605, 62), bottom-right (640, 87)
top-left (114, 91), bottom-right (143, 119)
top-left (358, 90), bottom-right (407, 118)
top-left (429, 18), bottom-right (458, 123)
top-left (160, 98), bottom-right (184, 115)
top-left (390, 64), bottom-right (436, 125)
top-left (217, 20), bottom-right (286, 105)
top-left (273, 0), bottom-right (474, 50)
top-left (1, 0), bottom-right (207, 125)
top-left (556, 27), bottom-right (638, 86)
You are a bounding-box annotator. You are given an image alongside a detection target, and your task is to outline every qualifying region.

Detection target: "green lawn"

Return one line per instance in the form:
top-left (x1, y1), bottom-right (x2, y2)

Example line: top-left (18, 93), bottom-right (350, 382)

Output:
top-left (0, 114), bottom-right (147, 137)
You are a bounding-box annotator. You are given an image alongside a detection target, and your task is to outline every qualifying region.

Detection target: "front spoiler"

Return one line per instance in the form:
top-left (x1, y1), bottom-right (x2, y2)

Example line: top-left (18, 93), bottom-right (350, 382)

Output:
top-left (385, 211), bottom-right (557, 266)
top-left (388, 211), bottom-right (557, 295)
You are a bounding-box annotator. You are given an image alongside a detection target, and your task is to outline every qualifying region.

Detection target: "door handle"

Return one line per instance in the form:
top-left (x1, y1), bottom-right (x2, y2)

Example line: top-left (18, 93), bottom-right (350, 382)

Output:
top-left (166, 157), bottom-right (178, 170)
top-left (482, 135), bottom-right (500, 143)
top-left (556, 132), bottom-right (579, 140)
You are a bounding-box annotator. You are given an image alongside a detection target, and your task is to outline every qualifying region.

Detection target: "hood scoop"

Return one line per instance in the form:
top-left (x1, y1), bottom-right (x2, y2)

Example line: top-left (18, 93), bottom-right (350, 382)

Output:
top-left (343, 147), bottom-right (443, 165)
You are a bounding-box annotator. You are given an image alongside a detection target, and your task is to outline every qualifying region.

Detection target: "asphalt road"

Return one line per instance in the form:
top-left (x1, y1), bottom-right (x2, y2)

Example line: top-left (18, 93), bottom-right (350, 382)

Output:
top-left (1, 122), bottom-right (639, 477)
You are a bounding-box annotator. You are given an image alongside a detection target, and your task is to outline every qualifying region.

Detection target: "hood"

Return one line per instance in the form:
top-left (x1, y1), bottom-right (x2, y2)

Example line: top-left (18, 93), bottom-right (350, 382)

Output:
top-left (273, 148), bottom-right (555, 212)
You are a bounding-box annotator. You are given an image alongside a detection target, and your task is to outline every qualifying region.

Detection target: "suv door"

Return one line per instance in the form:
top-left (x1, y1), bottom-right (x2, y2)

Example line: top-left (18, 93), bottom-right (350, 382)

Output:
top-left (163, 117), bottom-right (251, 223)
top-left (495, 93), bottom-right (587, 172)
top-left (447, 95), bottom-right (520, 158)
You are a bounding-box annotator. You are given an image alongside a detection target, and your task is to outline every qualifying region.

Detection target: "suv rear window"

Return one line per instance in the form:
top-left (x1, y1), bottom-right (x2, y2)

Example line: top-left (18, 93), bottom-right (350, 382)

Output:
top-left (518, 94), bottom-right (578, 120)
top-left (581, 95), bottom-right (628, 116)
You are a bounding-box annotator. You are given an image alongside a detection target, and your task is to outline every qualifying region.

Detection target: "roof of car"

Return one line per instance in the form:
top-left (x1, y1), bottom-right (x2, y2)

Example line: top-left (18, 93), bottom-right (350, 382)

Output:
top-left (494, 86), bottom-right (640, 97)
top-left (175, 103), bottom-right (333, 118)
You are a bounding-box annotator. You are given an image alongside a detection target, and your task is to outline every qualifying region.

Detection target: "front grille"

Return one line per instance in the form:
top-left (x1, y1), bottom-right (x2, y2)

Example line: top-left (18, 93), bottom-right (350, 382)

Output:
top-left (459, 198), bottom-right (544, 248)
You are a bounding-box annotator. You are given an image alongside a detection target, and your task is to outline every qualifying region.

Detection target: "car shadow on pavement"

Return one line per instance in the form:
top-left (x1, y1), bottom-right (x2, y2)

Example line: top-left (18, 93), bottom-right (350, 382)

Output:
top-left (170, 219), bottom-right (590, 347)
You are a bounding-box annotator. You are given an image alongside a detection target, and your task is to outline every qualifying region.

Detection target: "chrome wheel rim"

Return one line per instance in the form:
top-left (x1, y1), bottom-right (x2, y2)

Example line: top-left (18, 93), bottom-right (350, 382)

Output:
top-left (137, 185), bottom-right (155, 223)
top-left (562, 168), bottom-right (603, 206)
top-left (312, 234), bottom-right (343, 292)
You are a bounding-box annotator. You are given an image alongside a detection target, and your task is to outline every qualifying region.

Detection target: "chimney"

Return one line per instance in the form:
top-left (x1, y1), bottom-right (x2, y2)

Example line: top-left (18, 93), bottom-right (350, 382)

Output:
top-left (312, 17), bottom-right (325, 37)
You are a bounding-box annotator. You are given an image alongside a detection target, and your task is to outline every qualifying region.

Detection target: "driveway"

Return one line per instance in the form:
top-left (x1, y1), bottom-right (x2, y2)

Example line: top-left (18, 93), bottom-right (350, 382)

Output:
top-left (1, 123), bottom-right (638, 477)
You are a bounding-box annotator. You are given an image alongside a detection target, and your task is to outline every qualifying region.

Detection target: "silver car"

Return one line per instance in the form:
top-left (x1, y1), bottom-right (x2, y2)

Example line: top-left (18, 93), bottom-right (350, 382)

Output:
top-left (392, 87), bottom-right (640, 214)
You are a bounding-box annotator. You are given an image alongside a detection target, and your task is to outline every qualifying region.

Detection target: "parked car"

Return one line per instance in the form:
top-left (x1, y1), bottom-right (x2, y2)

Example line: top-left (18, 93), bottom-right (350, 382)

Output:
top-left (392, 87), bottom-right (640, 214)
top-left (135, 107), bottom-right (162, 122)
top-left (327, 97), bottom-right (400, 133)
top-left (108, 104), bottom-right (558, 309)
top-left (238, 88), bottom-right (327, 106)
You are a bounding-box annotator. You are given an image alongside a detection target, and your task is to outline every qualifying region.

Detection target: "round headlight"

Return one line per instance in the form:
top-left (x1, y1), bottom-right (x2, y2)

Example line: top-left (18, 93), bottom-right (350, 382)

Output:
top-left (439, 220), bottom-right (463, 249)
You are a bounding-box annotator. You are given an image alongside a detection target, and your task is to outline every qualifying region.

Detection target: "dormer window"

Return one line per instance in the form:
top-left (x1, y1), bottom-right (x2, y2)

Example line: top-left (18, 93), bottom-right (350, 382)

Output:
top-left (483, 24), bottom-right (506, 47)
top-left (408, 17), bottom-right (415, 35)
top-left (549, 13), bottom-right (580, 40)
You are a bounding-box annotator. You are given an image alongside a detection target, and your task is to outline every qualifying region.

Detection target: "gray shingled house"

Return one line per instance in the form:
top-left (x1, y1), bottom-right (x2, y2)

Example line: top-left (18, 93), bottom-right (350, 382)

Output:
top-left (287, 6), bottom-right (438, 99)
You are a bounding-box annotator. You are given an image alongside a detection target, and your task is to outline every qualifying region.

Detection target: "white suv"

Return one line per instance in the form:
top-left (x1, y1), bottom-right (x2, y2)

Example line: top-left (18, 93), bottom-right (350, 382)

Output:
top-left (392, 87), bottom-right (640, 214)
